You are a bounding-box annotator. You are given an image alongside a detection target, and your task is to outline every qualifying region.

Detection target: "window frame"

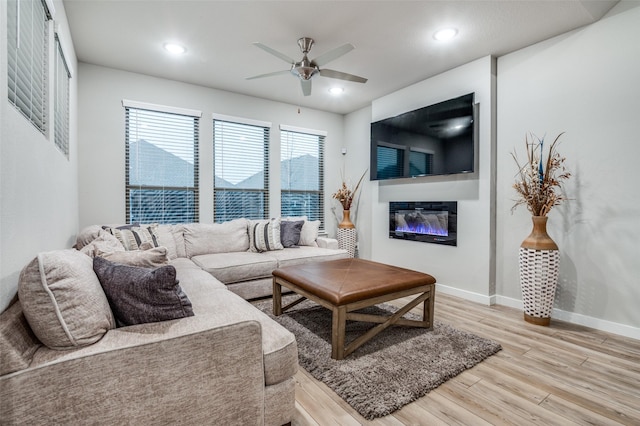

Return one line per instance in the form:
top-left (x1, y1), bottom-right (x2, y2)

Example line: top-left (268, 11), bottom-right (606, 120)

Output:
top-left (54, 34), bottom-right (71, 158)
top-left (213, 114), bottom-right (271, 223)
top-left (123, 100), bottom-right (201, 225)
top-left (280, 125), bottom-right (326, 230)
top-left (7, 0), bottom-right (52, 134)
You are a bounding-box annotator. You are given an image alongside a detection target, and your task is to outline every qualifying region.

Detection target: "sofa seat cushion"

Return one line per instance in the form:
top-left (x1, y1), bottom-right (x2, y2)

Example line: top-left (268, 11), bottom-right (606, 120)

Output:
top-left (169, 258), bottom-right (227, 291)
top-left (191, 252), bottom-right (277, 284)
top-left (179, 279), bottom-right (297, 386)
top-left (265, 246), bottom-right (349, 268)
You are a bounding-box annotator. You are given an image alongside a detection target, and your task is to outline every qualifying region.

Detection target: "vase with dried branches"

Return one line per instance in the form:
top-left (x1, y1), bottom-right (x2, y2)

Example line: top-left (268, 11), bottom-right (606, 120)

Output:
top-left (332, 170), bottom-right (366, 257)
top-left (512, 132), bottom-right (571, 325)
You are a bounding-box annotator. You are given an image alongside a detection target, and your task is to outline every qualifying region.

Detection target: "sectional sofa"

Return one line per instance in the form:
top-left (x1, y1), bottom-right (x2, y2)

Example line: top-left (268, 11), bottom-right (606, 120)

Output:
top-left (0, 218), bottom-right (348, 425)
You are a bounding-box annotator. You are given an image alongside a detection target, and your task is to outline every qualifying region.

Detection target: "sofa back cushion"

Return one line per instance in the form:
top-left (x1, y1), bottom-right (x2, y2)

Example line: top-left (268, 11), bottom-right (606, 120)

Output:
top-left (183, 219), bottom-right (249, 257)
top-left (18, 249), bottom-right (116, 350)
top-left (0, 299), bottom-right (42, 375)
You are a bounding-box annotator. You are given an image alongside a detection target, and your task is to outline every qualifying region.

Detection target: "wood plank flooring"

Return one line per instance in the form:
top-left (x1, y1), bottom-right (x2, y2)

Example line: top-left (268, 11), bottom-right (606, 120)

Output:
top-left (289, 293), bottom-right (640, 425)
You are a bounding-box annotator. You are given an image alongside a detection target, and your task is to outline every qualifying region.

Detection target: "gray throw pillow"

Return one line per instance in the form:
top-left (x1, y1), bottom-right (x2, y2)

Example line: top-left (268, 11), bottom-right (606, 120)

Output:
top-left (93, 257), bottom-right (194, 327)
top-left (280, 220), bottom-right (304, 248)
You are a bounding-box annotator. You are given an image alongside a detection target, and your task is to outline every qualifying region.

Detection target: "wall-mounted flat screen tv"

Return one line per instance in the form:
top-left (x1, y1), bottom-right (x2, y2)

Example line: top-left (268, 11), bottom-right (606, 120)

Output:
top-left (370, 93), bottom-right (476, 181)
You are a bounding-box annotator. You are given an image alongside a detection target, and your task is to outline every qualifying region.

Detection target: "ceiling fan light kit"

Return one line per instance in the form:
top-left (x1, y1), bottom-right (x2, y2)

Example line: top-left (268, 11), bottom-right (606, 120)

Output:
top-left (247, 37), bottom-right (367, 96)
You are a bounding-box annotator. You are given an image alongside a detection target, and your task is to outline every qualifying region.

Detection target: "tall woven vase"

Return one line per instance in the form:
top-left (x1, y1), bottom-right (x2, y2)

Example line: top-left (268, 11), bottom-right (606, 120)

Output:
top-left (337, 210), bottom-right (357, 258)
top-left (519, 216), bottom-right (560, 326)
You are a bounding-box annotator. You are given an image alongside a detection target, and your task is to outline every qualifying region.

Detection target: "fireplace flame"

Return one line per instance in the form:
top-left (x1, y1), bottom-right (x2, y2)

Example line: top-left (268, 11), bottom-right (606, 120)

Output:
top-left (395, 223), bottom-right (448, 236)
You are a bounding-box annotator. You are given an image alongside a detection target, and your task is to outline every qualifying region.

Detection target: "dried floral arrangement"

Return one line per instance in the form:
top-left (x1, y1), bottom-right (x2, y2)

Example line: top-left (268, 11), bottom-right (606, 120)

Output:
top-left (332, 170), bottom-right (367, 210)
top-left (512, 132), bottom-right (571, 217)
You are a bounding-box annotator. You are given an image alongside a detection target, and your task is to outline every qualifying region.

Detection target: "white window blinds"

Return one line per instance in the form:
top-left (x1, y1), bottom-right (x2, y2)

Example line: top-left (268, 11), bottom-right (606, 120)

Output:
top-left (7, 0), bottom-right (51, 133)
top-left (124, 101), bottom-right (201, 224)
top-left (280, 126), bottom-right (325, 229)
top-left (213, 115), bottom-right (271, 223)
top-left (54, 35), bottom-right (70, 157)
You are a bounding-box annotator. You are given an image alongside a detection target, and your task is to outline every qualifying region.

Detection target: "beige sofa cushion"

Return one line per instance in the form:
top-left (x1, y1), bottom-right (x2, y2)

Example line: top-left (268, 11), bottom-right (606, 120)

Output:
top-left (179, 277), bottom-right (298, 386)
top-left (183, 219), bottom-right (249, 257)
top-left (191, 252), bottom-right (277, 284)
top-left (75, 225), bottom-right (103, 250)
top-left (143, 224), bottom-right (189, 260)
top-left (18, 249), bottom-right (116, 350)
top-left (100, 247), bottom-right (169, 268)
top-left (169, 258), bottom-right (228, 291)
top-left (0, 300), bottom-right (41, 375)
top-left (266, 246), bottom-right (349, 268)
top-left (79, 231), bottom-right (125, 257)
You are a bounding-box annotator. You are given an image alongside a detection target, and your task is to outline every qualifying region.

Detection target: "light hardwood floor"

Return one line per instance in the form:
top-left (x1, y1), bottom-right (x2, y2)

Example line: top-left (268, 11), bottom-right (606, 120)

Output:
top-left (290, 292), bottom-right (640, 425)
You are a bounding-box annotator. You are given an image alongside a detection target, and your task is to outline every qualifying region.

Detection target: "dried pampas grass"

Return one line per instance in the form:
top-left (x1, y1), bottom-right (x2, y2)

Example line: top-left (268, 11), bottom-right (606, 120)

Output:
top-left (512, 132), bottom-right (571, 217)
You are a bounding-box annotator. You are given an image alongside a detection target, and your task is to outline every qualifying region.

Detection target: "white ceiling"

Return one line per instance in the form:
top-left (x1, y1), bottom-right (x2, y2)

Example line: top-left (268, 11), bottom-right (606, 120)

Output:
top-left (62, 0), bottom-right (618, 115)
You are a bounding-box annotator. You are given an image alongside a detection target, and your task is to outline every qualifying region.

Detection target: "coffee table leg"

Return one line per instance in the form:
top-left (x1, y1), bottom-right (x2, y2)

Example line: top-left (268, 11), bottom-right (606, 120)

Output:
top-left (273, 278), bottom-right (282, 316)
top-left (422, 284), bottom-right (435, 328)
top-left (331, 306), bottom-right (347, 360)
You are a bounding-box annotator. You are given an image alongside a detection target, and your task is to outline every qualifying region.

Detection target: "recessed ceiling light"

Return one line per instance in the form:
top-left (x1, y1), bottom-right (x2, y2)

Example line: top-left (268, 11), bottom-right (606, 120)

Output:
top-left (433, 28), bottom-right (458, 41)
top-left (163, 42), bottom-right (187, 55)
top-left (329, 87), bottom-right (344, 95)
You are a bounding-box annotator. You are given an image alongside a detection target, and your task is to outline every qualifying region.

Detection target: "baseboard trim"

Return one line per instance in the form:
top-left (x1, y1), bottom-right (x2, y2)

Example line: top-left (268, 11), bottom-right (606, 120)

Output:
top-left (494, 295), bottom-right (640, 340)
top-left (434, 286), bottom-right (639, 340)
top-left (435, 284), bottom-right (493, 306)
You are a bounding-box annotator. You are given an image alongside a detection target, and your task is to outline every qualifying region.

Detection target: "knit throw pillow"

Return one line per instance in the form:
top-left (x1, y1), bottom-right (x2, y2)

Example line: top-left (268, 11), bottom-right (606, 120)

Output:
top-left (280, 220), bottom-right (304, 248)
top-left (93, 257), bottom-right (194, 327)
top-left (248, 218), bottom-right (284, 252)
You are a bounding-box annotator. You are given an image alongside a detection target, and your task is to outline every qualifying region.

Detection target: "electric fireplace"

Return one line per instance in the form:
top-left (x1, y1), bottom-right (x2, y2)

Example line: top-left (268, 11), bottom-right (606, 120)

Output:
top-left (389, 201), bottom-right (457, 246)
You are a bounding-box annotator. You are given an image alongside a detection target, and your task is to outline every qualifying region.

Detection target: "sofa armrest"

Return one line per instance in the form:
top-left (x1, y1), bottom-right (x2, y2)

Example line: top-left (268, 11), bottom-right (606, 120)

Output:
top-left (1, 319), bottom-right (266, 425)
top-left (317, 236), bottom-right (339, 250)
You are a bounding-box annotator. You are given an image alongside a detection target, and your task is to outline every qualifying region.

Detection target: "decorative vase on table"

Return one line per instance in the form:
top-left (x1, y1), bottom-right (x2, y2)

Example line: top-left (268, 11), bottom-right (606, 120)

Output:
top-left (337, 210), bottom-right (357, 258)
top-left (519, 216), bottom-right (559, 326)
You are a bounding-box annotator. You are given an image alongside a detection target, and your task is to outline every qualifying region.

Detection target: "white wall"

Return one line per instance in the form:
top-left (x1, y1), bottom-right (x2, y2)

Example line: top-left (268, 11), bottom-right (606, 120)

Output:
top-left (347, 56), bottom-right (497, 302)
top-left (497, 2), bottom-right (640, 333)
top-left (77, 64), bottom-right (345, 234)
top-left (343, 105), bottom-right (373, 259)
top-left (0, 0), bottom-right (79, 312)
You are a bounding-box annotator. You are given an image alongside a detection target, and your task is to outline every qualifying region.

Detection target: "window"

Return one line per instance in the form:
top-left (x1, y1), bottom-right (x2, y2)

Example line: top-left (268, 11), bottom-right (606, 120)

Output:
top-left (409, 149), bottom-right (433, 176)
top-left (376, 144), bottom-right (404, 180)
top-left (7, 0), bottom-right (51, 133)
top-left (213, 115), bottom-right (270, 223)
top-left (280, 126), bottom-right (325, 229)
top-left (54, 35), bottom-right (70, 157)
top-left (124, 100), bottom-right (200, 224)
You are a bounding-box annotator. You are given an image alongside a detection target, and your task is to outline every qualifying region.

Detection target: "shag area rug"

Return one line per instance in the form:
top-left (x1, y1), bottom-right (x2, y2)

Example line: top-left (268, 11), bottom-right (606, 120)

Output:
top-left (255, 298), bottom-right (501, 420)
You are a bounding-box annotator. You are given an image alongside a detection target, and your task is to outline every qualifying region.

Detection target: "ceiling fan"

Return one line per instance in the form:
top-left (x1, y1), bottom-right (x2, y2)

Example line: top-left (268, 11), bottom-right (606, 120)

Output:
top-left (246, 37), bottom-right (367, 96)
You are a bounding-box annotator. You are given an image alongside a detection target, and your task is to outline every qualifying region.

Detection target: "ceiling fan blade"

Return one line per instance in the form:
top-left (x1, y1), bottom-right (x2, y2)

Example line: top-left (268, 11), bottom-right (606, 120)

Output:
top-left (301, 80), bottom-right (312, 96)
top-left (312, 43), bottom-right (354, 67)
top-left (319, 68), bottom-right (367, 83)
top-left (246, 70), bottom-right (291, 80)
top-left (253, 42), bottom-right (295, 64)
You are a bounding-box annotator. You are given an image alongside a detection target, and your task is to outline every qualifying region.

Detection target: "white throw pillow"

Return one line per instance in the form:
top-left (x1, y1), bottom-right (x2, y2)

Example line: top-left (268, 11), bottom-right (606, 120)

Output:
top-left (248, 218), bottom-right (284, 252)
top-left (298, 220), bottom-right (320, 247)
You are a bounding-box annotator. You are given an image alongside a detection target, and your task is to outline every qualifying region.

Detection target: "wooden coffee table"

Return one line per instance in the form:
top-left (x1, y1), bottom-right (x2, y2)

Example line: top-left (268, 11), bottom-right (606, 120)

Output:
top-left (272, 258), bottom-right (436, 360)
